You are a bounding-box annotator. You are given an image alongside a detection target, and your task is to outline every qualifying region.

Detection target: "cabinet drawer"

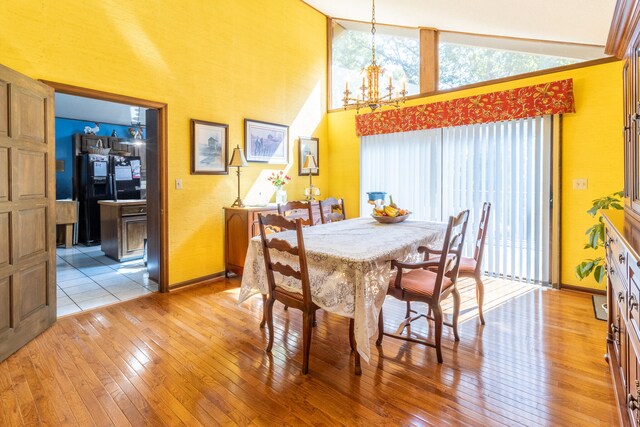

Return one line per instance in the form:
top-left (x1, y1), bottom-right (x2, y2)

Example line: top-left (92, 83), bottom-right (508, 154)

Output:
top-left (122, 205), bottom-right (146, 216)
top-left (606, 225), bottom-right (628, 281)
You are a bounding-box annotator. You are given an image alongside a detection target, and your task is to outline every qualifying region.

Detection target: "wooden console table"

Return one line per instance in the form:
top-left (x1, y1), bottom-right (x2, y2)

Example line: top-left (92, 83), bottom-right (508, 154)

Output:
top-left (223, 201), bottom-right (321, 276)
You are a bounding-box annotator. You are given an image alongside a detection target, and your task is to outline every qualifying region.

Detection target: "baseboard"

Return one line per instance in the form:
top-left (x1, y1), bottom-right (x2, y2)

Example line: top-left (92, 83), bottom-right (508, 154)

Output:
top-left (561, 283), bottom-right (606, 295)
top-left (169, 271), bottom-right (226, 291)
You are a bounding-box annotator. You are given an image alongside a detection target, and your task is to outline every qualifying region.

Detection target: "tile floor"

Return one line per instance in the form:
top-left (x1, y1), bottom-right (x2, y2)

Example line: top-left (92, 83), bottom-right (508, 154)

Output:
top-left (56, 245), bottom-right (158, 317)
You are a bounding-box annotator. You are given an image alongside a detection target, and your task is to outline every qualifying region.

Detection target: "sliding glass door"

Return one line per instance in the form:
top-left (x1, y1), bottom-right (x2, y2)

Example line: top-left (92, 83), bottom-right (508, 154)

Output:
top-left (360, 116), bottom-right (552, 285)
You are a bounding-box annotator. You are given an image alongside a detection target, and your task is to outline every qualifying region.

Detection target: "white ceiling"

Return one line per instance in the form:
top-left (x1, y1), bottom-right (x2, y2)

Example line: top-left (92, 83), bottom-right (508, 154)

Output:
top-left (55, 93), bottom-right (147, 126)
top-left (303, 0), bottom-right (616, 46)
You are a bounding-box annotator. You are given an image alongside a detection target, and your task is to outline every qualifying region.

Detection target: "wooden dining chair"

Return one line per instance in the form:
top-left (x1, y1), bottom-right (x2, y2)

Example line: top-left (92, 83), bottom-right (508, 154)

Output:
top-left (458, 202), bottom-right (491, 325)
top-left (277, 201), bottom-right (314, 226)
top-left (377, 209), bottom-right (470, 363)
top-left (319, 197), bottom-right (346, 224)
top-left (258, 213), bottom-right (360, 375)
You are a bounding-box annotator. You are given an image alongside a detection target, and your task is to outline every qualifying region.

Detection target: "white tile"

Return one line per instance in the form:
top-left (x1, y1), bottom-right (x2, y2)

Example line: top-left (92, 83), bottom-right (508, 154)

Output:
top-left (76, 295), bottom-right (119, 310)
top-left (57, 304), bottom-right (82, 317)
top-left (144, 282), bottom-right (159, 292)
top-left (112, 287), bottom-right (151, 301)
top-left (69, 288), bottom-right (112, 303)
top-left (57, 269), bottom-right (87, 281)
top-left (92, 255), bottom-right (120, 266)
top-left (57, 276), bottom-right (95, 288)
top-left (63, 282), bottom-right (103, 296)
top-left (57, 295), bottom-right (73, 306)
top-left (101, 282), bottom-right (144, 292)
top-left (79, 265), bottom-right (115, 276)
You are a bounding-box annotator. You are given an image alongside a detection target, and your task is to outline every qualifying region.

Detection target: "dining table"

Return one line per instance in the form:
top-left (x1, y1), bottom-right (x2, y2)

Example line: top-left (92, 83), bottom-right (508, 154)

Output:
top-left (238, 216), bottom-right (447, 363)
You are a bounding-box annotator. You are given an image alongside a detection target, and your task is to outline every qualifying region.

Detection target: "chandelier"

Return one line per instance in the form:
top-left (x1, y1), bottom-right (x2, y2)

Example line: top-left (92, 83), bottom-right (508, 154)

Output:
top-left (342, 0), bottom-right (408, 113)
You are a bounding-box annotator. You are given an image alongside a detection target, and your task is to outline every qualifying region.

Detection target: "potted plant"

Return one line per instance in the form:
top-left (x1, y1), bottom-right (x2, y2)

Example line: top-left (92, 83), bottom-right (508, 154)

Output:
top-left (575, 191), bottom-right (624, 283)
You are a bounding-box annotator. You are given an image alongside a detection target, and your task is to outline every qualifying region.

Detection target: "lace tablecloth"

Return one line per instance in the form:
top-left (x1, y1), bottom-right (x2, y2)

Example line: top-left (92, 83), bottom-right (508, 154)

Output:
top-left (238, 217), bottom-right (446, 362)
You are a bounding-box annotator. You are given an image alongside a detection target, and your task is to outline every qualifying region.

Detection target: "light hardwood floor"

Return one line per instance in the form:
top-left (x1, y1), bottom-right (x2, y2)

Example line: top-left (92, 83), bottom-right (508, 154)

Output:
top-left (0, 277), bottom-right (617, 426)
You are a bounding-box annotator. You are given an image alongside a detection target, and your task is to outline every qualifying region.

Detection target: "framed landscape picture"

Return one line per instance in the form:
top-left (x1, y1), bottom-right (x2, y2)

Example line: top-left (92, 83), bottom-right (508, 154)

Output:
top-left (244, 119), bottom-right (289, 164)
top-left (191, 119), bottom-right (228, 175)
top-left (298, 136), bottom-right (319, 176)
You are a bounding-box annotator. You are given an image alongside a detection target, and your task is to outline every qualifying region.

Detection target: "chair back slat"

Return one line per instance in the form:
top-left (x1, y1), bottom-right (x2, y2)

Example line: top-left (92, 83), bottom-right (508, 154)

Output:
top-left (258, 213), bottom-right (313, 307)
top-left (319, 197), bottom-right (346, 224)
top-left (432, 209), bottom-right (470, 297)
top-left (473, 202), bottom-right (492, 265)
top-left (278, 201), bottom-right (314, 226)
top-left (270, 261), bottom-right (302, 280)
top-left (265, 238), bottom-right (299, 256)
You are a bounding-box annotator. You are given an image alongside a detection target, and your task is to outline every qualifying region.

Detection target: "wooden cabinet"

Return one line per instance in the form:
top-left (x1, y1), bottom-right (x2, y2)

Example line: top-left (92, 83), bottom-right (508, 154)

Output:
top-left (223, 201), bottom-right (321, 276)
top-left (604, 211), bottom-right (640, 426)
top-left (98, 200), bottom-right (147, 261)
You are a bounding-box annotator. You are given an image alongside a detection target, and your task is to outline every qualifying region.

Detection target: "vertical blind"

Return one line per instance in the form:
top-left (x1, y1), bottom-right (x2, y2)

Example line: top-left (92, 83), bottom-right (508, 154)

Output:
top-left (360, 116), bottom-right (552, 284)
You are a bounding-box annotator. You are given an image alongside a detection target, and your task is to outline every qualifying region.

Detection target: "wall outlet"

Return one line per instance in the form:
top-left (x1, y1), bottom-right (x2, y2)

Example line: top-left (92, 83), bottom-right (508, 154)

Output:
top-left (175, 178), bottom-right (183, 190)
top-left (573, 178), bottom-right (588, 190)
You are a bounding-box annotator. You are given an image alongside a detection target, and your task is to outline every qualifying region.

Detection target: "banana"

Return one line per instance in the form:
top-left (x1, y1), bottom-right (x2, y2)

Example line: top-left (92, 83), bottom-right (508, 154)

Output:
top-left (384, 205), bottom-right (399, 217)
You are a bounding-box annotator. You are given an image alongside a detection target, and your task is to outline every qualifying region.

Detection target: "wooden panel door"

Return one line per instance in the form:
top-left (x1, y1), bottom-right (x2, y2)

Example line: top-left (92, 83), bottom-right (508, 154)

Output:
top-left (0, 64), bottom-right (56, 362)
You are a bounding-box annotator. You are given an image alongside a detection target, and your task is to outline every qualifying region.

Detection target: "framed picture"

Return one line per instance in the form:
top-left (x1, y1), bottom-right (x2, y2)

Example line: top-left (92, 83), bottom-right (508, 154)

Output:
top-left (298, 136), bottom-right (319, 176)
top-left (191, 119), bottom-right (228, 175)
top-left (244, 119), bottom-right (289, 164)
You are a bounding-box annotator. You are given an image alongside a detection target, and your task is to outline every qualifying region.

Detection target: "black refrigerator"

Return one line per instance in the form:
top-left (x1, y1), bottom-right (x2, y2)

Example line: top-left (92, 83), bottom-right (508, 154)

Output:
top-left (110, 155), bottom-right (142, 201)
top-left (77, 154), bottom-right (142, 245)
top-left (77, 153), bottom-right (110, 245)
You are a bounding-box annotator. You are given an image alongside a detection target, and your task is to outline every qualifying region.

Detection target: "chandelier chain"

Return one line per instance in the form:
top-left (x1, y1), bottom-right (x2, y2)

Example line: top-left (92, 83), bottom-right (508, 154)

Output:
top-left (371, 0), bottom-right (376, 64)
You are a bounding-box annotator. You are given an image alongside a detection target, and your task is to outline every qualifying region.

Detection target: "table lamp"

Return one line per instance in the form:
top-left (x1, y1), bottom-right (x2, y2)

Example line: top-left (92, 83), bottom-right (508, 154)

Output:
top-left (229, 145), bottom-right (248, 207)
top-left (303, 154), bottom-right (319, 201)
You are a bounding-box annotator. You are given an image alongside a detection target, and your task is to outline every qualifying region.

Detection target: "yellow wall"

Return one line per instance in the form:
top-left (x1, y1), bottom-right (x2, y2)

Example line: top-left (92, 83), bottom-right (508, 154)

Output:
top-left (0, 0), bottom-right (328, 286)
top-left (327, 61), bottom-right (624, 291)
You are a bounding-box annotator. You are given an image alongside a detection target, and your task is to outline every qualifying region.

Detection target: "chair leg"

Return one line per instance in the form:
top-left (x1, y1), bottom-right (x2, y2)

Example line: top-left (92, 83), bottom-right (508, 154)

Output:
top-left (475, 275), bottom-right (486, 325)
top-left (284, 305), bottom-right (288, 311)
top-left (354, 345), bottom-right (362, 376)
top-left (302, 311), bottom-right (314, 374)
top-left (432, 304), bottom-right (443, 364)
top-left (452, 287), bottom-right (461, 342)
top-left (260, 294), bottom-right (267, 328)
top-left (405, 301), bottom-right (412, 319)
top-left (313, 311), bottom-right (317, 327)
top-left (376, 308), bottom-right (384, 346)
top-left (265, 298), bottom-right (275, 353)
top-left (349, 318), bottom-right (356, 351)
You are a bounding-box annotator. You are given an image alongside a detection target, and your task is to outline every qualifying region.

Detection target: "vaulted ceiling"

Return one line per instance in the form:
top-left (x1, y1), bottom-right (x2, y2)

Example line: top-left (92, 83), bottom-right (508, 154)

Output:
top-left (302, 0), bottom-right (616, 46)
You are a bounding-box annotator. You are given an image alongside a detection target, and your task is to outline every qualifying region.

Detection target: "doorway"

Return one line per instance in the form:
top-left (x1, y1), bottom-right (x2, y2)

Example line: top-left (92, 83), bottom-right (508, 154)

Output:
top-left (43, 81), bottom-right (169, 316)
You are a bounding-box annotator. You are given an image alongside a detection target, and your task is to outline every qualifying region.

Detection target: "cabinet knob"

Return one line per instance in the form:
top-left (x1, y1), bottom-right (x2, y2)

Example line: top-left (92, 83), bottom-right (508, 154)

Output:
top-left (628, 393), bottom-right (639, 411)
top-left (609, 237), bottom-right (615, 245)
top-left (611, 322), bottom-right (620, 334)
top-left (610, 266), bottom-right (615, 275)
top-left (619, 291), bottom-right (625, 303)
top-left (620, 254), bottom-right (626, 264)
top-left (631, 295), bottom-right (639, 311)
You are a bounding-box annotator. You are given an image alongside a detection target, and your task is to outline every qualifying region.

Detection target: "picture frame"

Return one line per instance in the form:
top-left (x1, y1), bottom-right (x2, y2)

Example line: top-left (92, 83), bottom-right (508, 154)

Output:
top-left (244, 119), bottom-right (289, 164)
top-left (298, 136), bottom-right (319, 176)
top-left (191, 119), bottom-right (228, 175)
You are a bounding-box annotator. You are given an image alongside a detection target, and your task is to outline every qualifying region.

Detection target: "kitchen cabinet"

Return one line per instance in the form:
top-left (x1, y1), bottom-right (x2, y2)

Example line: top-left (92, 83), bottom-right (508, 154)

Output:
top-left (98, 200), bottom-right (147, 261)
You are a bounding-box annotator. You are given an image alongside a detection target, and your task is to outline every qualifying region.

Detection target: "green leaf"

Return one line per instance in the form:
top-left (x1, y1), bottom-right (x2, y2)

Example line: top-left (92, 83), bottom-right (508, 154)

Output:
top-left (611, 203), bottom-right (624, 210)
top-left (594, 265), bottom-right (605, 283)
top-left (586, 206), bottom-right (598, 217)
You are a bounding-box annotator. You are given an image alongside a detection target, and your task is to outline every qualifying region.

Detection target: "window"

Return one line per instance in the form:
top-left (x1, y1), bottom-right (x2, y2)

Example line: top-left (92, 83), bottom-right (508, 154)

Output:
top-left (360, 116), bottom-right (552, 284)
top-left (331, 20), bottom-right (420, 109)
top-left (439, 32), bottom-right (607, 90)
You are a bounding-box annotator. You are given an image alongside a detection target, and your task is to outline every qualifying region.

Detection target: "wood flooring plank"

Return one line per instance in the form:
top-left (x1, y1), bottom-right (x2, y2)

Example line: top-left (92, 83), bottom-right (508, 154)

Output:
top-left (0, 277), bottom-right (620, 426)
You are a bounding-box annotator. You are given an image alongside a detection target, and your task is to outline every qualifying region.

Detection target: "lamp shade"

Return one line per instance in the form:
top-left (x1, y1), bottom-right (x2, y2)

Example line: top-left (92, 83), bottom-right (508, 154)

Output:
top-left (229, 145), bottom-right (248, 167)
top-left (303, 154), bottom-right (318, 170)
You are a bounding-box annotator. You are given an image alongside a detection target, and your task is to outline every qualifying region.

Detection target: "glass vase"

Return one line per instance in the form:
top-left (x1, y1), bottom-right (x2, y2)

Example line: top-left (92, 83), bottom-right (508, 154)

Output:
top-left (275, 186), bottom-right (287, 204)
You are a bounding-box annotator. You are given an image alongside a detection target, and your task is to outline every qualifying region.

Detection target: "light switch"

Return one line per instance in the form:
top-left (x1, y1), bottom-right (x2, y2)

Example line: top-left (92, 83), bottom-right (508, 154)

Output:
top-left (573, 178), bottom-right (588, 190)
top-left (175, 178), bottom-right (183, 190)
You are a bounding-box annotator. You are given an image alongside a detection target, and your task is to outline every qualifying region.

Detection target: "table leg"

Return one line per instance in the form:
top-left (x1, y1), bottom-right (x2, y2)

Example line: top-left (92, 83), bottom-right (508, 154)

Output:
top-left (64, 224), bottom-right (73, 248)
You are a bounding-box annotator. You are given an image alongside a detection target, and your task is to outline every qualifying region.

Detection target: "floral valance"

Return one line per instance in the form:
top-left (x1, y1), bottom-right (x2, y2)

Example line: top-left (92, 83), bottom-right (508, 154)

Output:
top-left (355, 79), bottom-right (575, 137)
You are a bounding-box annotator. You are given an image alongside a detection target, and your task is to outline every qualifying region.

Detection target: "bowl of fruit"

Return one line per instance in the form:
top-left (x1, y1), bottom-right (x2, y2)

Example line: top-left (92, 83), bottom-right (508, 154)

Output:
top-left (371, 196), bottom-right (411, 223)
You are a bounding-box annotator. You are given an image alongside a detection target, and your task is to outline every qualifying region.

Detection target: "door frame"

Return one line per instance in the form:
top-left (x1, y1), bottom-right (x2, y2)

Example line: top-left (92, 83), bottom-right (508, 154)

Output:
top-left (40, 80), bottom-right (169, 293)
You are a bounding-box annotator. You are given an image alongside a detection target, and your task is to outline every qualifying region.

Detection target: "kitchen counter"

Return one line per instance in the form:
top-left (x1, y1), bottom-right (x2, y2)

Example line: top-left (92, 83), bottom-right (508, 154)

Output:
top-left (98, 199), bottom-right (146, 206)
top-left (99, 200), bottom-right (147, 261)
